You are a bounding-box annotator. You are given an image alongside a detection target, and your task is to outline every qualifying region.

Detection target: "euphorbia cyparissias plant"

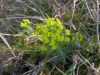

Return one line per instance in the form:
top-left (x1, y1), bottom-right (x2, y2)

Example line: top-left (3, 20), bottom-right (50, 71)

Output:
top-left (20, 18), bottom-right (83, 51)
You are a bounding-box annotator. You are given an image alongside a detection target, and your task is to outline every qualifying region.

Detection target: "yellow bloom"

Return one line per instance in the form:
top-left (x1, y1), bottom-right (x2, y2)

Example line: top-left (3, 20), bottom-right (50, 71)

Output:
top-left (20, 19), bottom-right (31, 28)
top-left (65, 29), bottom-right (70, 35)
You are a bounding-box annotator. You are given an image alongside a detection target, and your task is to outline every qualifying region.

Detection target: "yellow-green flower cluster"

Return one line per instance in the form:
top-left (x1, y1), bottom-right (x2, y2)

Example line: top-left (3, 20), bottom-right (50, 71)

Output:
top-left (19, 17), bottom-right (84, 51)
top-left (33, 18), bottom-right (84, 51)
top-left (45, 18), bottom-right (63, 32)
top-left (20, 19), bottom-right (31, 28)
top-left (65, 29), bottom-right (70, 35)
top-left (34, 18), bottom-right (64, 50)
